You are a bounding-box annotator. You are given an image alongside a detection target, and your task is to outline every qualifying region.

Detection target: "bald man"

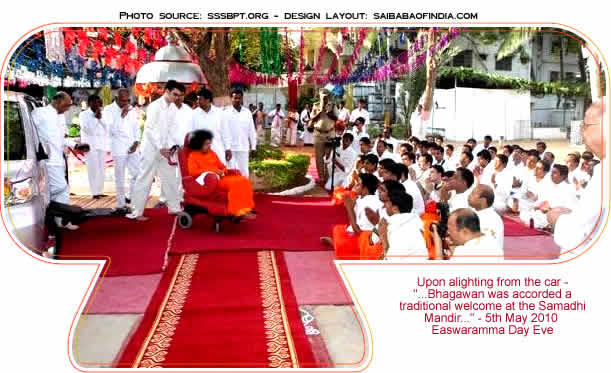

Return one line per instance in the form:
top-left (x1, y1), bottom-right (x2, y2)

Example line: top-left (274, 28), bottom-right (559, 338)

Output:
top-left (104, 88), bottom-right (141, 210)
top-left (441, 208), bottom-right (503, 262)
top-left (548, 100), bottom-right (607, 253)
top-left (468, 184), bottom-right (504, 252)
top-left (32, 92), bottom-right (89, 230)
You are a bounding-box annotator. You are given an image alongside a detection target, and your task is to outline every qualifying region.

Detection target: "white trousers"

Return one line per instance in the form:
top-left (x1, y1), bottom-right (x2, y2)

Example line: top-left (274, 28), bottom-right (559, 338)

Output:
top-left (285, 122), bottom-right (297, 146)
top-left (47, 163), bottom-right (70, 204)
top-left (86, 149), bottom-right (106, 195)
top-left (113, 153), bottom-right (141, 208)
top-left (129, 151), bottom-right (181, 217)
top-left (231, 150), bottom-right (250, 178)
top-left (270, 126), bottom-right (282, 147)
top-left (324, 171), bottom-right (347, 191)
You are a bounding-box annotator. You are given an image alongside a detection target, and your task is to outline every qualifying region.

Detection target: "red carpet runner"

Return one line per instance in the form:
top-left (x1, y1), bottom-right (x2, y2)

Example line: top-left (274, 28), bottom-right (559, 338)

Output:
top-left (60, 209), bottom-right (175, 277)
top-left (502, 216), bottom-right (548, 236)
top-left (171, 195), bottom-right (345, 254)
top-left (117, 250), bottom-right (317, 368)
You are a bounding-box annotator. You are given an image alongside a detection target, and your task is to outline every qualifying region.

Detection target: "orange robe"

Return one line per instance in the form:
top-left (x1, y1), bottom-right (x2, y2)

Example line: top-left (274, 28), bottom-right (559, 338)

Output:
top-left (187, 150), bottom-right (255, 216)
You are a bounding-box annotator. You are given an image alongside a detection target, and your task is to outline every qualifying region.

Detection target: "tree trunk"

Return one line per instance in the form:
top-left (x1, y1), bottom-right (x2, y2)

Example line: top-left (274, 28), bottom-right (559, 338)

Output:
top-left (422, 29), bottom-right (438, 122)
top-left (177, 29), bottom-right (232, 103)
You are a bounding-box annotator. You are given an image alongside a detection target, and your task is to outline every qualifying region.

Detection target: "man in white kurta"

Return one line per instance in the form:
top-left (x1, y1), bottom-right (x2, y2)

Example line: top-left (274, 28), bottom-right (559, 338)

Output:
top-left (549, 101), bottom-right (606, 254)
top-left (268, 104), bottom-right (285, 147)
top-left (79, 95), bottom-right (108, 198)
top-left (300, 104), bottom-right (313, 145)
top-left (126, 81), bottom-right (185, 221)
top-left (32, 92), bottom-right (85, 229)
top-left (381, 192), bottom-right (427, 261)
top-left (444, 209), bottom-right (504, 262)
top-left (348, 117), bottom-right (369, 154)
top-left (490, 155), bottom-right (513, 213)
top-left (104, 90), bottom-right (141, 209)
top-left (225, 89), bottom-right (257, 178)
top-left (324, 133), bottom-right (358, 191)
top-left (193, 88), bottom-right (232, 165)
top-left (350, 99), bottom-right (370, 133)
top-left (469, 184), bottom-right (504, 252)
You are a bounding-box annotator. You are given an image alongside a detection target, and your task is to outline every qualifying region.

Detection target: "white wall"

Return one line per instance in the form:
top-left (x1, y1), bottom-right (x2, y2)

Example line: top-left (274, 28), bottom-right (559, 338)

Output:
top-left (428, 87), bottom-right (531, 141)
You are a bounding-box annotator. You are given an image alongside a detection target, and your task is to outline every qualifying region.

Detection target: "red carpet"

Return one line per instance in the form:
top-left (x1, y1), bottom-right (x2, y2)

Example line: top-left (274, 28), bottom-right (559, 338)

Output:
top-left (170, 195), bottom-right (346, 254)
top-left (502, 216), bottom-right (548, 236)
top-left (117, 251), bottom-right (318, 368)
top-left (60, 209), bottom-right (176, 277)
top-left (504, 236), bottom-right (560, 260)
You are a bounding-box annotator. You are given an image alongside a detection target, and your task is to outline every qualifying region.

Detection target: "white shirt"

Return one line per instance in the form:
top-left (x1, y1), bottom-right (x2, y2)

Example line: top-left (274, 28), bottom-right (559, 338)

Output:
top-left (479, 162), bottom-right (496, 186)
top-left (385, 213), bottom-right (428, 260)
top-left (348, 128), bottom-right (369, 153)
top-left (338, 107), bottom-right (350, 122)
top-left (519, 173), bottom-right (550, 201)
top-left (376, 150), bottom-right (395, 162)
top-left (141, 97), bottom-right (180, 153)
top-left (347, 194), bottom-right (383, 233)
top-left (336, 146), bottom-right (358, 176)
top-left (350, 108), bottom-right (370, 126)
top-left (193, 106), bottom-right (232, 159)
top-left (554, 162), bottom-right (604, 251)
top-left (492, 168), bottom-right (514, 202)
top-left (448, 187), bottom-right (473, 213)
top-left (432, 157), bottom-right (446, 170)
top-left (224, 106), bottom-right (257, 152)
top-left (544, 181), bottom-right (578, 210)
top-left (451, 234), bottom-right (504, 262)
top-left (300, 109), bottom-right (310, 125)
top-left (173, 104), bottom-right (194, 146)
top-left (268, 108), bottom-right (285, 128)
top-left (476, 207), bottom-right (504, 252)
top-left (32, 104), bottom-right (75, 166)
top-left (79, 108), bottom-right (108, 151)
top-left (103, 102), bottom-right (141, 156)
top-left (568, 167), bottom-right (590, 185)
top-left (401, 179), bottom-right (425, 215)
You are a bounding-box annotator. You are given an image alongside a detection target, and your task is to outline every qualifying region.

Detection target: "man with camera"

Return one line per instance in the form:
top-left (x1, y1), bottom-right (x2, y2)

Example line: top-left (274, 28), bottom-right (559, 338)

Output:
top-left (324, 133), bottom-right (357, 191)
top-left (309, 89), bottom-right (339, 185)
top-left (430, 208), bottom-right (503, 262)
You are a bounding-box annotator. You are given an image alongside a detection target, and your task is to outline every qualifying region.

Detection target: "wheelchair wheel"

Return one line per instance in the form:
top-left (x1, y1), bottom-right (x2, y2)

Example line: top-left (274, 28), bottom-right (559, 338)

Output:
top-left (177, 212), bottom-right (193, 229)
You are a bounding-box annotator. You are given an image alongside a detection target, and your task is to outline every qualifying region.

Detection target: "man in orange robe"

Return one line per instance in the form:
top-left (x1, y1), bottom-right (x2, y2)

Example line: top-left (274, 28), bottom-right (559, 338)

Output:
top-left (187, 130), bottom-right (255, 218)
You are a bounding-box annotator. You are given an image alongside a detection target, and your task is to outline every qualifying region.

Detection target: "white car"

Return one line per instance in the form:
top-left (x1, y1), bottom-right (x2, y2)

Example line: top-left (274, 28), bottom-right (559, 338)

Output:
top-left (2, 92), bottom-right (55, 256)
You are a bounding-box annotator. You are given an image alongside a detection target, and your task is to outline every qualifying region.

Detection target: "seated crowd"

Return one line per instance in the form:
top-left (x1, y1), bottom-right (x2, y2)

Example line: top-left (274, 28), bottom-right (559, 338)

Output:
top-left (320, 126), bottom-right (600, 262)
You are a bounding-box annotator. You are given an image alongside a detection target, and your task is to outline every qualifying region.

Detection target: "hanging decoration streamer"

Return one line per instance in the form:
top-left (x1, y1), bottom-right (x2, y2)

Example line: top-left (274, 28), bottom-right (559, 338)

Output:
top-left (297, 29), bottom-right (305, 83)
top-left (332, 28), bottom-right (369, 85)
top-left (308, 28), bottom-right (328, 83)
top-left (229, 61), bottom-right (281, 86)
top-left (284, 28), bottom-right (293, 80)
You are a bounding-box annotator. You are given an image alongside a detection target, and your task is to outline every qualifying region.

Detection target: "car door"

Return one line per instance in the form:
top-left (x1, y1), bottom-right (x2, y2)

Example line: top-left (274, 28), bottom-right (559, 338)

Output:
top-left (3, 96), bottom-right (47, 253)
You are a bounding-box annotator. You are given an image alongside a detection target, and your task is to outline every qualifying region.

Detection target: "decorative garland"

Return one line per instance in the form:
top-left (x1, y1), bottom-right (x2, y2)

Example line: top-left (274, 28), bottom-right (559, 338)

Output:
top-left (229, 61), bottom-right (281, 86)
top-left (308, 28), bottom-right (328, 83)
top-left (298, 29), bottom-right (305, 83)
top-left (332, 28), bottom-right (369, 85)
top-left (284, 28), bottom-right (292, 80)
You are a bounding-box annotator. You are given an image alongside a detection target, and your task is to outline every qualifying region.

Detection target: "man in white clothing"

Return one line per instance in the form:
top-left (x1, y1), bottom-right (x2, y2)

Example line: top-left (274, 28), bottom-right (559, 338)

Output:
top-left (349, 99), bottom-right (370, 132)
top-left (379, 191), bottom-right (427, 260)
top-left (431, 144), bottom-right (446, 170)
top-left (441, 167), bottom-right (475, 213)
top-left (431, 208), bottom-right (503, 262)
top-left (490, 154), bottom-right (513, 213)
top-left (337, 101), bottom-right (351, 131)
top-left (469, 184), bottom-right (504, 253)
top-left (324, 133), bottom-right (358, 191)
top-left (104, 89), bottom-right (141, 210)
top-left (300, 103), bottom-right (313, 146)
top-left (225, 88), bottom-right (257, 178)
top-left (32, 92), bottom-right (89, 230)
top-left (193, 88), bottom-right (232, 165)
top-left (565, 152), bottom-right (590, 195)
top-left (79, 95), bottom-right (108, 198)
top-left (348, 117), bottom-right (369, 154)
top-left (268, 103), bottom-right (285, 147)
top-left (126, 80), bottom-right (185, 221)
top-left (548, 102), bottom-right (606, 254)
